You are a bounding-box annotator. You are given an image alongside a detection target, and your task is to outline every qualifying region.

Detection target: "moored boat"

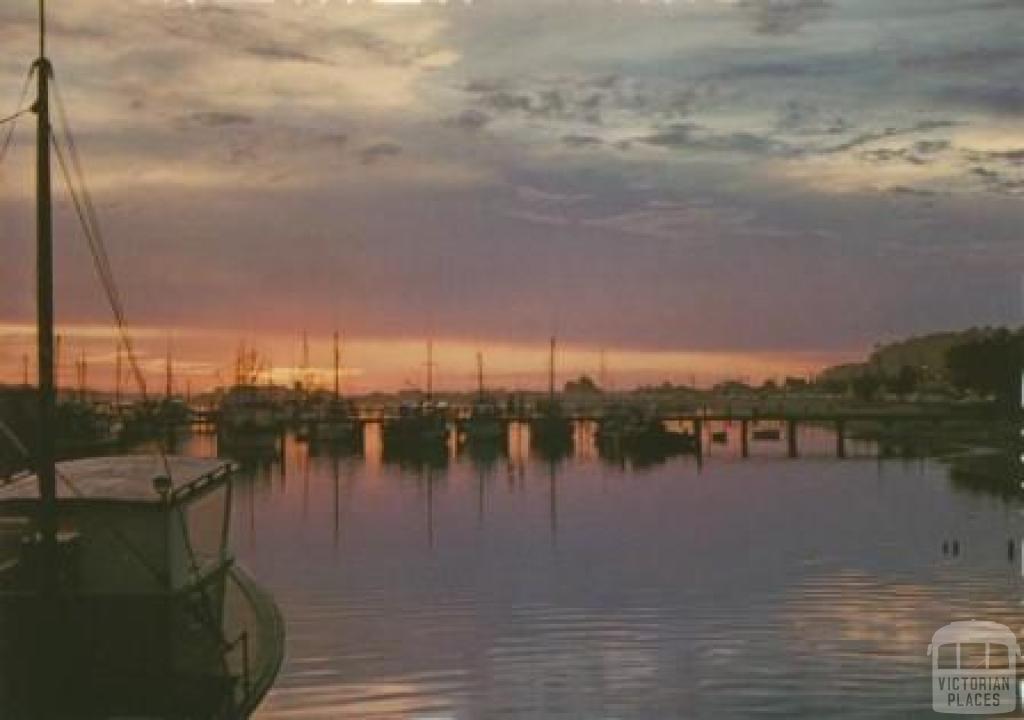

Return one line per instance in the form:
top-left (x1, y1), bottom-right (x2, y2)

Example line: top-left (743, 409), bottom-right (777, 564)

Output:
top-left (529, 338), bottom-right (573, 458)
top-left (218, 385), bottom-right (283, 456)
top-left (382, 341), bottom-right (450, 455)
top-left (309, 396), bottom-right (362, 448)
top-left (0, 456), bottom-right (285, 718)
top-left (460, 353), bottom-right (507, 448)
top-left (0, 6), bottom-right (285, 716)
top-left (463, 397), bottom-right (506, 445)
top-left (596, 405), bottom-right (698, 456)
top-left (383, 401), bottom-right (450, 449)
top-left (307, 333), bottom-right (362, 449)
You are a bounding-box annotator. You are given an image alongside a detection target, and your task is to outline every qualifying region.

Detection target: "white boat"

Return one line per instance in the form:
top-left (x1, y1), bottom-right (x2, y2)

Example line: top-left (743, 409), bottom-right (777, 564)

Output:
top-left (0, 3), bottom-right (285, 715)
top-left (0, 457), bottom-right (284, 717)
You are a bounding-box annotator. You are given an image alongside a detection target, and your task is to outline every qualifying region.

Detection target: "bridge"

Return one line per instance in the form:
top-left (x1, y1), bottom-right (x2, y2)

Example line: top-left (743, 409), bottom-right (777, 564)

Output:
top-left (173, 403), bottom-right (1001, 460)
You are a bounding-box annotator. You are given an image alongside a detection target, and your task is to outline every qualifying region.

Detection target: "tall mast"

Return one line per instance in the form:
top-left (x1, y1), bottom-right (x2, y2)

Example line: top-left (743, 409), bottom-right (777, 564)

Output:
top-left (301, 330), bottom-right (309, 391)
top-left (333, 331), bottom-right (341, 399)
top-left (476, 351), bottom-right (484, 400)
top-left (54, 333), bottom-right (61, 394)
top-left (548, 336), bottom-right (556, 403)
top-left (426, 339), bottom-right (434, 402)
top-left (78, 350), bottom-right (87, 400)
top-left (114, 342), bottom-right (122, 405)
top-left (164, 339), bottom-right (172, 400)
top-left (34, 0), bottom-right (57, 550)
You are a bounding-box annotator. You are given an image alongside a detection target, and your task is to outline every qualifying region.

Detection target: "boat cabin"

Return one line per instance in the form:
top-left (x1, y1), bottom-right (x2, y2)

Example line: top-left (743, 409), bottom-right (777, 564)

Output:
top-left (0, 456), bottom-right (235, 596)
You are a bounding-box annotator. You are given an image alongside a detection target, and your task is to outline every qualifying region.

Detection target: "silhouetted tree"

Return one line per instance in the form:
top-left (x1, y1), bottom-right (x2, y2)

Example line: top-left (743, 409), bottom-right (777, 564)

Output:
top-left (816, 378), bottom-right (848, 395)
top-left (564, 375), bottom-right (601, 395)
top-left (945, 329), bottom-right (1024, 408)
top-left (783, 376), bottom-right (809, 391)
top-left (851, 373), bottom-right (881, 401)
top-left (888, 365), bottom-right (920, 397)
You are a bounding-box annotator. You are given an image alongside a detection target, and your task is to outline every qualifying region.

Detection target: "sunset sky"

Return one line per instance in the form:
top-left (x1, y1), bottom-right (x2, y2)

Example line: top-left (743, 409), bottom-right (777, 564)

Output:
top-left (1, 0), bottom-right (1022, 392)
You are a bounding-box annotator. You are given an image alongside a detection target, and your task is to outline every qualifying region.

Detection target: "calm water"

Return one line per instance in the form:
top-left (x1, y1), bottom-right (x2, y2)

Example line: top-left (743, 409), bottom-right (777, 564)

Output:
top-left (174, 425), bottom-right (1022, 719)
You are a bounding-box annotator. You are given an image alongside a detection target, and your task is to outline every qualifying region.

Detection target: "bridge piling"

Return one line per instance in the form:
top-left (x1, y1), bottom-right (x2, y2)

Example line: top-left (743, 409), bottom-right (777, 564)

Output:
top-left (787, 419), bottom-right (798, 458)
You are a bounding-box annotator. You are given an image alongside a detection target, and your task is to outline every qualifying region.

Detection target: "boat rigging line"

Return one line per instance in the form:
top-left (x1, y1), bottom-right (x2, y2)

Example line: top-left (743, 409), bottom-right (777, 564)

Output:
top-left (45, 64), bottom-right (233, 650)
top-left (0, 56), bottom-right (172, 481)
top-left (0, 67), bottom-right (34, 169)
top-left (47, 70), bottom-right (173, 478)
top-left (2, 4), bottom-right (245, 680)
top-left (0, 106), bottom-right (32, 128)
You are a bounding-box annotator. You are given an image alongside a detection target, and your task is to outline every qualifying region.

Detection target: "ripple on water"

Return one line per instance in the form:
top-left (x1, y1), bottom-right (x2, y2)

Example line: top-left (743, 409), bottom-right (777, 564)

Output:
top-left (200, 437), bottom-right (1024, 720)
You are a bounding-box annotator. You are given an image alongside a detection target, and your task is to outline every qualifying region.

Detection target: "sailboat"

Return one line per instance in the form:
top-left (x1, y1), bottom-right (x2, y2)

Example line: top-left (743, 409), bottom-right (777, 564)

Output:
top-left (309, 332), bottom-right (361, 450)
top-left (461, 351), bottom-right (506, 448)
top-left (0, 5), bottom-right (284, 716)
top-left (122, 343), bottom-right (190, 442)
top-left (218, 346), bottom-right (283, 456)
top-left (382, 340), bottom-right (449, 455)
top-left (529, 337), bottom-right (574, 458)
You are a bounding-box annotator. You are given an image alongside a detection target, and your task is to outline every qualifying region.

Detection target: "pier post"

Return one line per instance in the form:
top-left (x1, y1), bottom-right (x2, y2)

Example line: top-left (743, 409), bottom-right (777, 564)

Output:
top-left (836, 419), bottom-right (846, 458)
top-left (787, 419), bottom-right (798, 458)
top-left (693, 418), bottom-right (704, 459)
top-left (740, 419), bottom-right (749, 458)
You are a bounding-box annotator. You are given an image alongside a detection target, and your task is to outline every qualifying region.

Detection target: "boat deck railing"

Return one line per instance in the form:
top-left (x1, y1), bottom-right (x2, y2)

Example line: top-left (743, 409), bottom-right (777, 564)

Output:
top-left (224, 564), bottom-right (285, 716)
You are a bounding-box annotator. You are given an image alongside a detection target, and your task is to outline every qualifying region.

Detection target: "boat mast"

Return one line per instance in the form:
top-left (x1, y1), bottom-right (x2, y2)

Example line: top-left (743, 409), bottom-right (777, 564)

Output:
top-left (34, 0), bottom-right (57, 550)
top-left (333, 331), bottom-right (341, 399)
top-left (114, 341), bottom-right (122, 405)
top-left (426, 339), bottom-right (434, 403)
top-left (476, 351), bottom-right (484, 401)
top-left (165, 339), bottom-right (173, 400)
top-left (77, 350), bottom-right (87, 400)
top-left (548, 336), bottom-right (556, 404)
top-left (301, 330), bottom-right (310, 391)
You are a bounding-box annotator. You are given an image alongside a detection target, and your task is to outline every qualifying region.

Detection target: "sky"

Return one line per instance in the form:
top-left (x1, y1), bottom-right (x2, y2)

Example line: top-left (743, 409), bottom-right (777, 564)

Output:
top-left (0, 0), bottom-right (1022, 392)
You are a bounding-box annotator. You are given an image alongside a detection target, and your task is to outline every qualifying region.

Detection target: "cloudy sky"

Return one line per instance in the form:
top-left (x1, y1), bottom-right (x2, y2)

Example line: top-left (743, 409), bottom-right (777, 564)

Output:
top-left (0, 0), bottom-right (1022, 391)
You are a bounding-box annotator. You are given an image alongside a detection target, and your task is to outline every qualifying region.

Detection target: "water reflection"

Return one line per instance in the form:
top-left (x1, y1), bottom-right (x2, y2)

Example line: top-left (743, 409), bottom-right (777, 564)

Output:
top-left (165, 425), bottom-right (1023, 720)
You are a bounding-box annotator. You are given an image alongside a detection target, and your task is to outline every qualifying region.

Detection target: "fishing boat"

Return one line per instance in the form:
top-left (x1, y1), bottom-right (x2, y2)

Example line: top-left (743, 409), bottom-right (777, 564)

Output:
top-left (529, 337), bottom-right (573, 458)
top-left (122, 397), bottom-right (191, 442)
top-left (463, 398), bottom-right (505, 445)
top-left (460, 352), bottom-right (506, 448)
top-left (308, 333), bottom-right (361, 449)
top-left (310, 396), bottom-right (361, 446)
top-left (0, 388), bottom-right (123, 463)
top-left (0, 458), bottom-right (284, 718)
top-left (383, 401), bottom-right (449, 449)
top-left (0, 5), bottom-right (284, 715)
top-left (218, 385), bottom-right (283, 456)
top-left (596, 405), bottom-right (698, 456)
top-left (382, 341), bottom-right (450, 454)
